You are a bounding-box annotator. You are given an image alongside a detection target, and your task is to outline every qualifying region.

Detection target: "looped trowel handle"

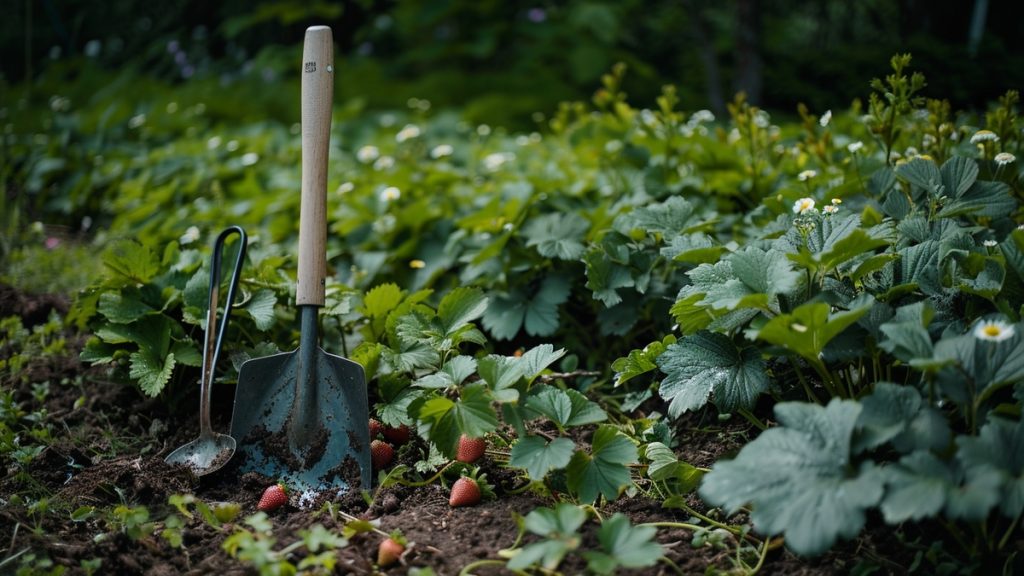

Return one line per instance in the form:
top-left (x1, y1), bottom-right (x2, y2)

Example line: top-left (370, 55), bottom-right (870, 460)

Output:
top-left (297, 26), bottom-right (333, 307)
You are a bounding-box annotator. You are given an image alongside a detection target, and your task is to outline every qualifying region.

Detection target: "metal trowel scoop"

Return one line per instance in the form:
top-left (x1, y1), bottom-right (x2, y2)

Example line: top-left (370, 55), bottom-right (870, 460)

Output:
top-left (165, 226), bottom-right (247, 475)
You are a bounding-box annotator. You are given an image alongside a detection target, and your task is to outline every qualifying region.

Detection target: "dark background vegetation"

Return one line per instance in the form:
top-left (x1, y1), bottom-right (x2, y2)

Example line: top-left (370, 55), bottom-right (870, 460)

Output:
top-left (3, 0), bottom-right (1023, 126)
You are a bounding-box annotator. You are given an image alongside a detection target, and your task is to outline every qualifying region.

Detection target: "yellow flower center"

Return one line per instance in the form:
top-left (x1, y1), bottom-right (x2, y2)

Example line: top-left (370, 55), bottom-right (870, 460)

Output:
top-left (983, 325), bottom-right (1002, 338)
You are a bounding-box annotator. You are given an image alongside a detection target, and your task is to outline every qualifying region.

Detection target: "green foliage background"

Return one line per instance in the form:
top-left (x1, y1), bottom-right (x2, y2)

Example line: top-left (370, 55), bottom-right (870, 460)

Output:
top-left (4, 1), bottom-right (1024, 570)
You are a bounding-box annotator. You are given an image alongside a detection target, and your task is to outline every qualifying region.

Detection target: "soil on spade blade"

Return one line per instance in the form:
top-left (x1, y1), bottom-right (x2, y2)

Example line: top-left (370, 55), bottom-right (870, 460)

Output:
top-left (0, 287), bottom-right (956, 575)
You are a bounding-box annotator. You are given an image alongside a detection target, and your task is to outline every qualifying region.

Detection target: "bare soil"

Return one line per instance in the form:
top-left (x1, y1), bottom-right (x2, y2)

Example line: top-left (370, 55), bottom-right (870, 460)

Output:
top-left (0, 286), bottom-right (958, 575)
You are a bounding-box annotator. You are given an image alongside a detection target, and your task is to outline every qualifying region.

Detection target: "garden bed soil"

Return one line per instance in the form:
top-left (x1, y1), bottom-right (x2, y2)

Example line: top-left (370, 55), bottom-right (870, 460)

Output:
top-left (1, 287), bottom-right (942, 575)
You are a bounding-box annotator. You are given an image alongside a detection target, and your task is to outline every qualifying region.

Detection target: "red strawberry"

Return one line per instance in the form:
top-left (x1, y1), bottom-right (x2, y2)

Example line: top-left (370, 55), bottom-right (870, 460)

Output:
top-left (456, 435), bottom-right (486, 463)
top-left (371, 439), bottom-right (395, 469)
top-left (449, 477), bottom-right (481, 507)
top-left (369, 418), bottom-right (384, 439)
top-left (383, 423), bottom-right (411, 445)
top-left (257, 483), bottom-right (288, 512)
top-left (377, 537), bottom-right (405, 567)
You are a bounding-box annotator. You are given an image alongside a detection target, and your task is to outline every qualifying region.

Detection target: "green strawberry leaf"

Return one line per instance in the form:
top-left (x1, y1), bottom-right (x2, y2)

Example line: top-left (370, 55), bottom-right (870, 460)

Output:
top-left (478, 354), bottom-right (526, 402)
top-left (98, 291), bottom-right (157, 324)
top-left (700, 399), bottom-right (885, 556)
top-left (754, 297), bottom-right (873, 363)
top-left (130, 350), bottom-right (176, 397)
top-left (102, 239), bottom-right (160, 284)
top-left (519, 343), bottom-right (567, 382)
top-left (566, 426), bottom-right (638, 503)
top-left (507, 504), bottom-right (587, 571)
top-left (661, 233), bottom-right (726, 265)
top-left (584, 248), bottom-right (634, 307)
top-left (417, 383), bottom-right (498, 458)
top-left (414, 355), bottom-right (477, 389)
top-left (940, 156), bottom-right (978, 198)
top-left (940, 180), bottom-right (1016, 218)
top-left (590, 513), bottom-right (662, 571)
top-left (523, 212), bottom-right (589, 260)
top-left (957, 416), bottom-right (1024, 518)
top-left (617, 196), bottom-right (696, 237)
top-left (645, 442), bottom-right (703, 491)
top-left (244, 289), bottom-right (278, 331)
top-left (895, 157), bottom-right (942, 195)
top-left (361, 283), bottom-right (404, 319)
top-left (881, 450), bottom-right (1002, 523)
top-left (509, 435), bottom-right (576, 480)
top-left (526, 384), bottom-right (607, 428)
top-left (437, 286), bottom-right (488, 336)
top-left (656, 331), bottom-right (768, 416)
top-left (612, 335), bottom-right (677, 387)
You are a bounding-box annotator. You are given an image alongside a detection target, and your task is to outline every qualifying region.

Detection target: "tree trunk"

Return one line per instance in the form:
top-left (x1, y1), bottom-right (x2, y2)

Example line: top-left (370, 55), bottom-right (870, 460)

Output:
top-left (682, 0), bottom-right (726, 115)
top-left (967, 0), bottom-right (989, 56)
top-left (733, 0), bottom-right (763, 104)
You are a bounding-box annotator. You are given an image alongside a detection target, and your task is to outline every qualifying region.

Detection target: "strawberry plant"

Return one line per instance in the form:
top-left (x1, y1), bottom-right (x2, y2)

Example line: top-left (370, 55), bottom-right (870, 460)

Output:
top-left (504, 503), bottom-right (663, 573)
top-left (8, 34), bottom-right (1024, 573)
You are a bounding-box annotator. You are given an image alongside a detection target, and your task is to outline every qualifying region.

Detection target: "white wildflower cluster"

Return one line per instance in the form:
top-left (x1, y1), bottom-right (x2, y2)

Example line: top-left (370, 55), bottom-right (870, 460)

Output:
top-left (374, 156), bottom-right (394, 171)
top-left (995, 152), bottom-right (1016, 166)
top-left (847, 141), bottom-right (864, 154)
top-left (379, 186), bottom-right (401, 202)
top-left (483, 152), bottom-right (514, 172)
top-left (819, 110), bottom-right (832, 127)
top-left (406, 97), bottom-right (430, 111)
top-left (430, 144), bottom-right (454, 159)
top-left (336, 182), bottom-right (355, 195)
top-left (798, 169), bottom-right (817, 182)
top-left (180, 226), bottom-right (200, 245)
top-left (822, 198), bottom-right (842, 215)
top-left (395, 124), bottom-right (421, 143)
top-left (680, 109), bottom-right (715, 137)
top-left (357, 145), bottom-right (379, 163)
top-left (970, 129), bottom-right (999, 144)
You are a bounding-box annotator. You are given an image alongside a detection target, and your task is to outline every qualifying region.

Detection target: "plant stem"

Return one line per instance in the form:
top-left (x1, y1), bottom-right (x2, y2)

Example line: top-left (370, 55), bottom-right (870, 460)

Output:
top-left (998, 512), bottom-right (1022, 551)
top-left (748, 538), bottom-right (772, 575)
top-left (640, 520), bottom-right (706, 532)
top-left (459, 559), bottom-right (522, 576)
top-left (810, 358), bottom-right (843, 398)
top-left (399, 461), bottom-right (457, 487)
top-left (658, 555), bottom-right (685, 575)
top-left (737, 408), bottom-right (767, 431)
top-left (792, 362), bottom-right (822, 404)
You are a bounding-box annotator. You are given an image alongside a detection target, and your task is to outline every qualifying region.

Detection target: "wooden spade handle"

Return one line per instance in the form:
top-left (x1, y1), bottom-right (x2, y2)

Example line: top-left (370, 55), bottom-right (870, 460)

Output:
top-left (297, 25), bottom-right (333, 306)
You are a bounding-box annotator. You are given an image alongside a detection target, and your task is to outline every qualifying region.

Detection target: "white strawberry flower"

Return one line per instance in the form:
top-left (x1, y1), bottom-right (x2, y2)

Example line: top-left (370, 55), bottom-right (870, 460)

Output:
top-left (974, 319), bottom-right (1015, 342)
top-left (793, 197), bottom-right (816, 215)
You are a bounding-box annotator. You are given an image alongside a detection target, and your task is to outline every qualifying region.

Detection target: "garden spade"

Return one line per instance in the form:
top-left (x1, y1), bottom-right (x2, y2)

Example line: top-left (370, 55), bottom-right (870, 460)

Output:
top-left (165, 226), bottom-right (247, 476)
top-left (229, 26), bottom-right (371, 506)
